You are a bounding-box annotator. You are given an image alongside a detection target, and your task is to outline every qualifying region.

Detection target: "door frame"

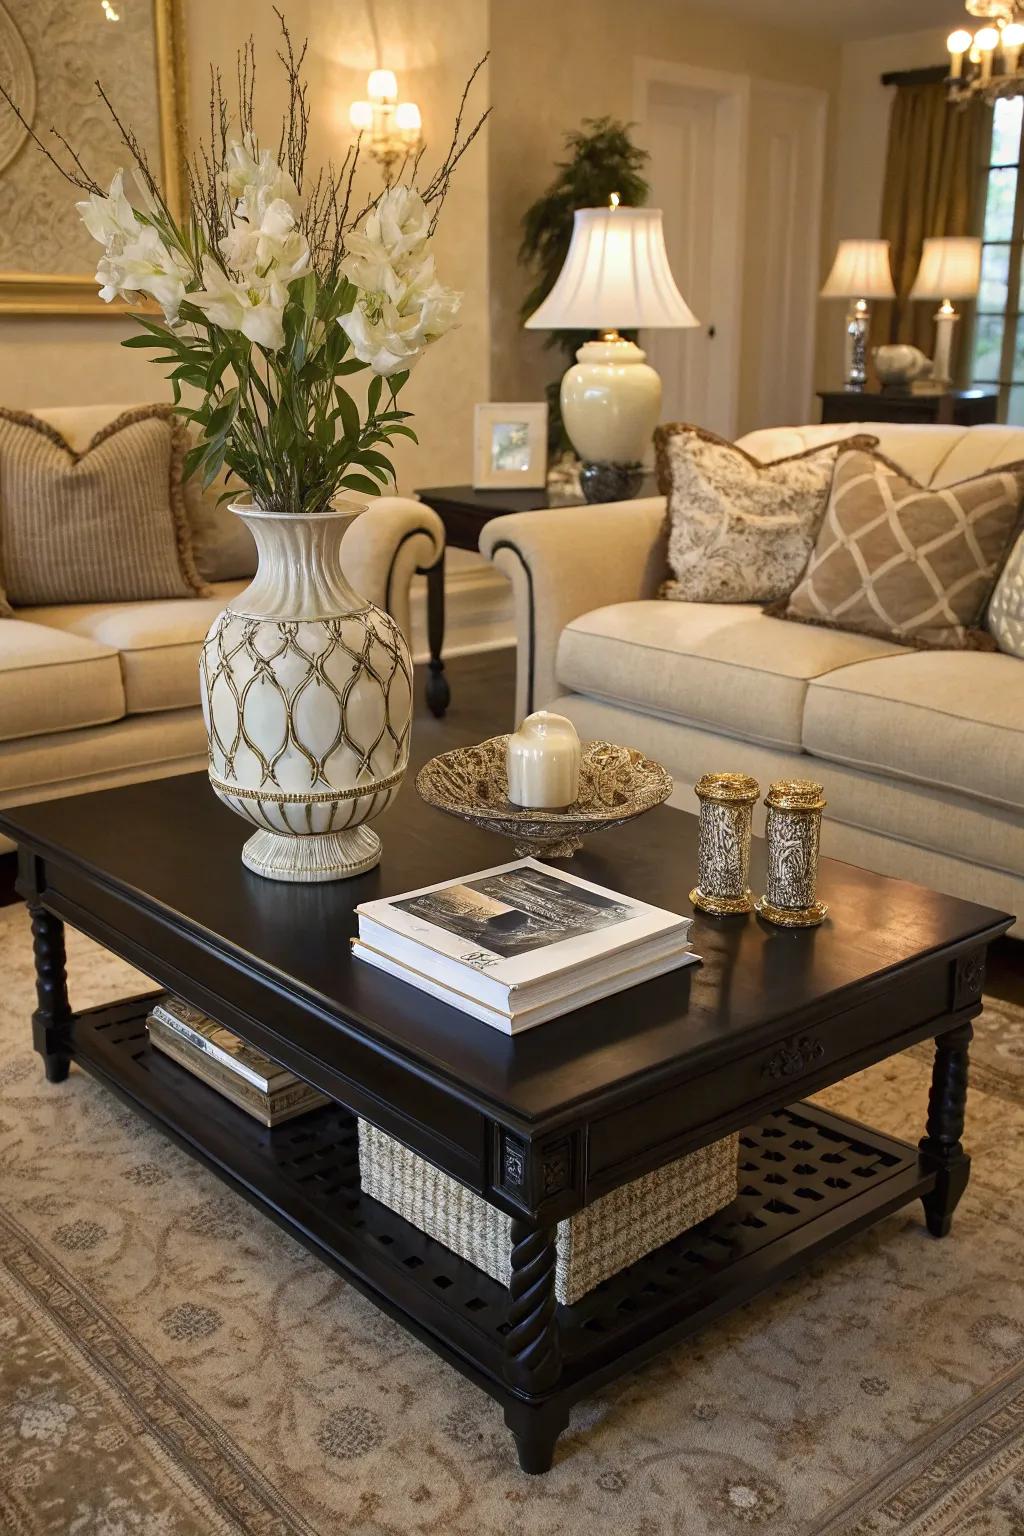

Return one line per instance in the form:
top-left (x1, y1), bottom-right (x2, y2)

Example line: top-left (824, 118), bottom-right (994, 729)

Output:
top-left (633, 56), bottom-right (750, 441)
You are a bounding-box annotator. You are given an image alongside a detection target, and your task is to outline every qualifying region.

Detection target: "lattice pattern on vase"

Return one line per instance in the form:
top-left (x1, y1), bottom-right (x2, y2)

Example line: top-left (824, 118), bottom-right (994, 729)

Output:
top-left (201, 608), bottom-right (412, 836)
top-left (357, 1119), bottom-right (740, 1305)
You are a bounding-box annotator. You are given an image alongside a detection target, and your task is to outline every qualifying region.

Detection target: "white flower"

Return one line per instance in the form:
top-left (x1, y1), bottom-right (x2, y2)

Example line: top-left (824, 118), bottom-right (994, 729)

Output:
top-left (76, 170), bottom-right (139, 253)
top-left (190, 257), bottom-right (289, 350)
top-left (345, 185), bottom-right (431, 270)
top-left (221, 133), bottom-right (299, 215)
top-left (93, 225), bottom-right (189, 320)
top-left (339, 252), bottom-right (461, 376)
top-left (219, 194), bottom-right (310, 285)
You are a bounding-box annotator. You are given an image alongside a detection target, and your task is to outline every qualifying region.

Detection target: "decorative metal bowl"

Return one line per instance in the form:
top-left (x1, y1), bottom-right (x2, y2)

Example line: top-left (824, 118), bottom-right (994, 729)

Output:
top-left (415, 736), bottom-right (673, 858)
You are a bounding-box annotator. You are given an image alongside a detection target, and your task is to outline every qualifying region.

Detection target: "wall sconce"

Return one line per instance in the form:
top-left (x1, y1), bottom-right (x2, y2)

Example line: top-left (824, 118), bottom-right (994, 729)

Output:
top-left (349, 69), bottom-right (423, 180)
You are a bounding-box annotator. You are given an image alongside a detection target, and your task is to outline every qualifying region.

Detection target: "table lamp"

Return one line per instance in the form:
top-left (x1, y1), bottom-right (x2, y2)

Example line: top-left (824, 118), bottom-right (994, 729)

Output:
top-left (524, 201), bottom-right (699, 503)
top-left (909, 236), bottom-right (981, 388)
top-left (820, 239), bottom-right (896, 391)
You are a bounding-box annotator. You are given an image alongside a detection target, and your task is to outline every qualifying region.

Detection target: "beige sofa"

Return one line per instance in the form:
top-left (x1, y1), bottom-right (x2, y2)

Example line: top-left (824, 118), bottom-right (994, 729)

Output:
top-left (481, 421), bottom-right (1024, 933)
top-left (0, 404), bottom-right (444, 850)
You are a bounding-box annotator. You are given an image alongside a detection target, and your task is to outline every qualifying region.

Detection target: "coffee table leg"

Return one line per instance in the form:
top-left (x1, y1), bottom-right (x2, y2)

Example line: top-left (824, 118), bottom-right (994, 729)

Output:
top-left (919, 1021), bottom-right (972, 1238)
top-left (28, 904), bottom-right (73, 1083)
top-left (504, 1218), bottom-right (566, 1472)
top-left (424, 553), bottom-right (450, 718)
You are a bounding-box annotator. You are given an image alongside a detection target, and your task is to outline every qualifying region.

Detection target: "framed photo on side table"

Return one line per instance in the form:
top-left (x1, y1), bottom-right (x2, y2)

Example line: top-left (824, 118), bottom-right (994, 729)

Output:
top-left (473, 402), bottom-right (548, 489)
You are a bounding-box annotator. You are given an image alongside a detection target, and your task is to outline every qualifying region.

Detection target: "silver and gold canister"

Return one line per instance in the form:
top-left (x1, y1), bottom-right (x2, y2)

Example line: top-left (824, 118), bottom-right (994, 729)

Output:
top-left (690, 772), bottom-right (760, 916)
top-left (757, 779), bottom-right (828, 927)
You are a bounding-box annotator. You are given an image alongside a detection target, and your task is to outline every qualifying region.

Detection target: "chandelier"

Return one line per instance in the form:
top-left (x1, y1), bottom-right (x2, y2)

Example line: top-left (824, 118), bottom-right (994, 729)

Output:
top-left (948, 2), bottom-right (1024, 103)
top-left (348, 70), bottom-right (423, 182)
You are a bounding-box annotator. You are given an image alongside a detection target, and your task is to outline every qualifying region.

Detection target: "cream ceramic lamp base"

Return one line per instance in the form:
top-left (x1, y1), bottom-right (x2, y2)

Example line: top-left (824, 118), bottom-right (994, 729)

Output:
top-left (560, 337), bottom-right (662, 466)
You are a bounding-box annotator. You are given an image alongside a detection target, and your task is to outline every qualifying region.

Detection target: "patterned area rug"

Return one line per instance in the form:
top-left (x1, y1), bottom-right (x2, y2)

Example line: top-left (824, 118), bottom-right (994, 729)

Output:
top-left (1, 904), bottom-right (1023, 1535)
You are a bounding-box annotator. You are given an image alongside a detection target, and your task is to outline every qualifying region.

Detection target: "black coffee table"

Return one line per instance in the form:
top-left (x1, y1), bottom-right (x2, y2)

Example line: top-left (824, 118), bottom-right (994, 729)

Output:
top-left (0, 774), bottom-right (1011, 1473)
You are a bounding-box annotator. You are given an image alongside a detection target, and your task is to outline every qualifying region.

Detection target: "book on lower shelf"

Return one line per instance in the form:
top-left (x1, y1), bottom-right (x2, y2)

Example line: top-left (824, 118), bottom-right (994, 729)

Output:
top-left (353, 857), bottom-right (697, 1033)
top-left (145, 1004), bottom-right (328, 1127)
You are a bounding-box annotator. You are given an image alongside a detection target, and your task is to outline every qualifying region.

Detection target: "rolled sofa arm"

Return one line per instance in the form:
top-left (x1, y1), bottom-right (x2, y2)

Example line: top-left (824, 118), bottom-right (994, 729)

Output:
top-left (480, 496), bottom-right (666, 723)
top-left (342, 496), bottom-right (444, 642)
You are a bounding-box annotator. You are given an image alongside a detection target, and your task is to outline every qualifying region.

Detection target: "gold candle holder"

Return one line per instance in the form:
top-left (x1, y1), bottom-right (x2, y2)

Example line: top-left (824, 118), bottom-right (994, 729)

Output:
top-left (689, 772), bottom-right (760, 916)
top-left (757, 779), bottom-right (828, 927)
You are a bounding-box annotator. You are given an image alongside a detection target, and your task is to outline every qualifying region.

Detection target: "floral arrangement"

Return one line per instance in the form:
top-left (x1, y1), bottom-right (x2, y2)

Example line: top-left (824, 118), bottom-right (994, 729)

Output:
top-left (1, 22), bottom-right (486, 515)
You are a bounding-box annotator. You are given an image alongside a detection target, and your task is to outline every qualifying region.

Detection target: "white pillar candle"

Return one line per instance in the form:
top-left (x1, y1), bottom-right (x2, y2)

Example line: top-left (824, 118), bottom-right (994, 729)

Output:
top-left (506, 711), bottom-right (582, 809)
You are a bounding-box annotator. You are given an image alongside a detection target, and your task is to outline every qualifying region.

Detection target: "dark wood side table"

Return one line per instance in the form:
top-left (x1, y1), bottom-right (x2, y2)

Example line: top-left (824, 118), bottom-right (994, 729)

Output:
top-left (818, 388), bottom-right (998, 427)
top-left (416, 478), bottom-right (657, 718)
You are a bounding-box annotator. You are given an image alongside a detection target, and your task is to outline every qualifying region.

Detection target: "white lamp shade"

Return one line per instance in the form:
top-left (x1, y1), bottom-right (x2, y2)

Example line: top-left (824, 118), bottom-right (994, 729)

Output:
top-left (820, 239), bottom-right (896, 300)
top-left (524, 207), bottom-right (699, 331)
top-left (909, 236), bottom-right (982, 300)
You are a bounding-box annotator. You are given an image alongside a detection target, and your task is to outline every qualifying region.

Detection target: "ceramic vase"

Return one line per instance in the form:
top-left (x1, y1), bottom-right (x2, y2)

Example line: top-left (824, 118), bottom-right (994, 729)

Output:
top-left (199, 501), bottom-right (413, 883)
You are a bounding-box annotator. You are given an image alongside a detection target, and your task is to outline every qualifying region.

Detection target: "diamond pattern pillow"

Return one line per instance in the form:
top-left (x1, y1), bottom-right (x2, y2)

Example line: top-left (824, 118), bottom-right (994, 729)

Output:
top-left (656, 425), bottom-right (878, 604)
top-left (988, 528), bottom-right (1024, 658)
top-left (777, 445), bottom-right (1024, 650)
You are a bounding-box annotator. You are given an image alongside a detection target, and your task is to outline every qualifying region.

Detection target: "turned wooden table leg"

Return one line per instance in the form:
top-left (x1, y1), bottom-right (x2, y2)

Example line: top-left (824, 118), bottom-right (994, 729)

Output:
top-left (504, 1218), bottom-right (567, 1473)
top-left (919, 1021), bottom-right (972, 1238)
top-left (424, 553), bottom-right (450, 718)
top-left (28, 904), bottom-right (73, 1083)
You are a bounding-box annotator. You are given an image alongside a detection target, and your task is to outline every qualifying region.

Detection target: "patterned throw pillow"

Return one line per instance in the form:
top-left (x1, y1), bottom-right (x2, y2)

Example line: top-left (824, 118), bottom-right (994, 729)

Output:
top-left (0, 406), bottom-right (210, 608)
top-left (777, 445), bottom-right (1024, 651)
top-left (988, 528), bottom-right (1024, 658)
top-left (655, 425), bottom-right (877, 604)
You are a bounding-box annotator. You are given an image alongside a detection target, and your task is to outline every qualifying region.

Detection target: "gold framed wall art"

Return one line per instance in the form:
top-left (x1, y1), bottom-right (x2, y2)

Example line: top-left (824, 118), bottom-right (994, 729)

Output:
top-left (0, 0), bottom-right (186, 316)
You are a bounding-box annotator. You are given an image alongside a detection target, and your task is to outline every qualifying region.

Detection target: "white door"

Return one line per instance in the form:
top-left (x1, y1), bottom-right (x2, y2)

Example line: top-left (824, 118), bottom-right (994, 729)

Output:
top-left (744, 82), bottom-right (827, 429)
top-left (635, 61), bottom-right (749, 440)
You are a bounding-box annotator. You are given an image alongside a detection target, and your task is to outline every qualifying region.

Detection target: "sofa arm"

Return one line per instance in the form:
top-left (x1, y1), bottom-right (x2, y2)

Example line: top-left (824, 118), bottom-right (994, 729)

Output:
top-left (342, 496), bottom-right (444, 642)
top-left (480, 496), bottom-right (666, 723)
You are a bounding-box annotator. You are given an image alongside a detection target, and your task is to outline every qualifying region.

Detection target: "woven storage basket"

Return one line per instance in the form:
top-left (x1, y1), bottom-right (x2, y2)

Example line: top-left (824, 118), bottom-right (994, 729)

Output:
top-left (358, 1121), bottom-right (739, 1305)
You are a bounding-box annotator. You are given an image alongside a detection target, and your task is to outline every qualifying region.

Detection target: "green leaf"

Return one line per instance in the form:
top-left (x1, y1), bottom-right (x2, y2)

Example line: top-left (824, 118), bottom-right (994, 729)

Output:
top-left (335, 357), bottom-right (367, 375)
top-left (388, 369), bottom-right (410, 396)
top-left (367, 375), bottom-right (383, 416)
top-left (334, 387), bottom-right (360, 443)
top-left (339, 473), bottom-right (382, 496)
top-left (382, 423), bottom-right (418, 443)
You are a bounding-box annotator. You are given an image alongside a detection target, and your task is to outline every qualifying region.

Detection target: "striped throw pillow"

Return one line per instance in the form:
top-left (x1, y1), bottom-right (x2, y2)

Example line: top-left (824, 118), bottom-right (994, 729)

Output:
top-left (0, 406), bottom-right (210, 609)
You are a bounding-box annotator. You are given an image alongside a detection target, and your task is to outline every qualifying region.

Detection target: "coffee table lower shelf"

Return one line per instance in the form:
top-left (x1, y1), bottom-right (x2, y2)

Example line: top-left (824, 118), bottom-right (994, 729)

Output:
top-left (69, 993), bottom-right (936, 1470)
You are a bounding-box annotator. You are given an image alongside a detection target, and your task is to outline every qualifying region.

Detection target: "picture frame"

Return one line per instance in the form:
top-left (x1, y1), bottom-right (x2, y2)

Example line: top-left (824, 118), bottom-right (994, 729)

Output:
top-left (473, 402), bottom-right (548, 490)
top-left (0, 0), bottom-right (187, 317)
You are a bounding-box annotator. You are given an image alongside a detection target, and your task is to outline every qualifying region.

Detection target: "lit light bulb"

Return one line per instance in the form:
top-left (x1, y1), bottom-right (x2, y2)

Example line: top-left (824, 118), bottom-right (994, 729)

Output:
top-left (609, 190), bottom-right (621, 209)
top-left (975, 26), bottom-right (999, 50)
top-left (946, 28), bottom-right (972, 54)
top-left (1002, 21), bottom-right (1024, 46)
top-left (100, 0), bottom-right (120, 18)
top-left (395, 101), bottom-right (421, 134)
top-left (349, 100), bottom-right (373, 131)
top-left (367, 68), bottom-right (398, 103)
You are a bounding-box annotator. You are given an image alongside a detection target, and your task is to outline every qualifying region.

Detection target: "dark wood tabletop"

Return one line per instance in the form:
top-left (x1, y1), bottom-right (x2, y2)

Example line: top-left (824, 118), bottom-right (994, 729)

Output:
top-left (1, 771), bottom-right (1007, 1130)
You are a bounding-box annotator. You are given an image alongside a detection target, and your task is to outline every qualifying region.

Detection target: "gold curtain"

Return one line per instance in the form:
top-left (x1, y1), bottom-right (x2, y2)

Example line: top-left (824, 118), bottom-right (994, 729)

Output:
top-left (872, 83), bottom-right (986, 361)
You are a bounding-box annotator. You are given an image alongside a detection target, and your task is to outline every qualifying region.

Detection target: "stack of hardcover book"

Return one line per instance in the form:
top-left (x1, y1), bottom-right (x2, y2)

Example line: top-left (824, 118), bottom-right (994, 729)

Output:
top-left (147, 998), bottom-right (328, 1126)
top-left (353, 857), bottom-right (697, 1034)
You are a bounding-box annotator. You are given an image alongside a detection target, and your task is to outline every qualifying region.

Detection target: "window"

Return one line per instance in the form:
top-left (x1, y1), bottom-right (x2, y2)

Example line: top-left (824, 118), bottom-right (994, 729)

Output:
top-left (970, 96), bottom-right (1024, 421)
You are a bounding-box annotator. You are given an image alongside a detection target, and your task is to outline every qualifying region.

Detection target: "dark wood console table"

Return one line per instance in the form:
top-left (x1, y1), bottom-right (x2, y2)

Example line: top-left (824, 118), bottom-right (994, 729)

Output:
top-left (818, 388), bottom-right (998, 427)
top-left (1, 773), bottom-right (1010, 1474)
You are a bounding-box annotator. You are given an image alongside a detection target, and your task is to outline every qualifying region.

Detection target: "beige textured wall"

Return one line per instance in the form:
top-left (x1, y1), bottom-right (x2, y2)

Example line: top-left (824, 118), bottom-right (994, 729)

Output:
top-left (0, 0), bottom-right (489, 492)
top-left (821, 27), bottom-right (948, 387)
top-left (487, 0), bottom-right (841, 434)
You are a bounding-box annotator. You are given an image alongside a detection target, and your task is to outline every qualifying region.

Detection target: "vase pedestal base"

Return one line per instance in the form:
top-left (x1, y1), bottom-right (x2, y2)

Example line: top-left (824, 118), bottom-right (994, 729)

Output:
top-left (241, 826), bottom-right (381, 883)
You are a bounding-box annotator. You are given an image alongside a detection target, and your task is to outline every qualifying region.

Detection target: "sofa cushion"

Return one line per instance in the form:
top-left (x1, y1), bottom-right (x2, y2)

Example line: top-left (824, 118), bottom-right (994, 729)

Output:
top-left (777, 445), bottom-right (1024, 650)
top-left (22, 582), bottom-right (246, 715)
top-left (0, 406), bottom-right (211, 606)
top-left (989, 527), bottom-right (1024, 658)
top-left (656, 424), bottom-right (870, 604)
top-left (0, 620), bottom-right (125, 742)
top-left (556, 601), bottom-right (906, 750)
top-left (803, 650), bottom-right (1024, 810)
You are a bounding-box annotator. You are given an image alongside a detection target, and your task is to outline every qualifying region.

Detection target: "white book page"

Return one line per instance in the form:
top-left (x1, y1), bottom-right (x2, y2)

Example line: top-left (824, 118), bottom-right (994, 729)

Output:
top-left (356, 858), bottom-right (690, 994)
